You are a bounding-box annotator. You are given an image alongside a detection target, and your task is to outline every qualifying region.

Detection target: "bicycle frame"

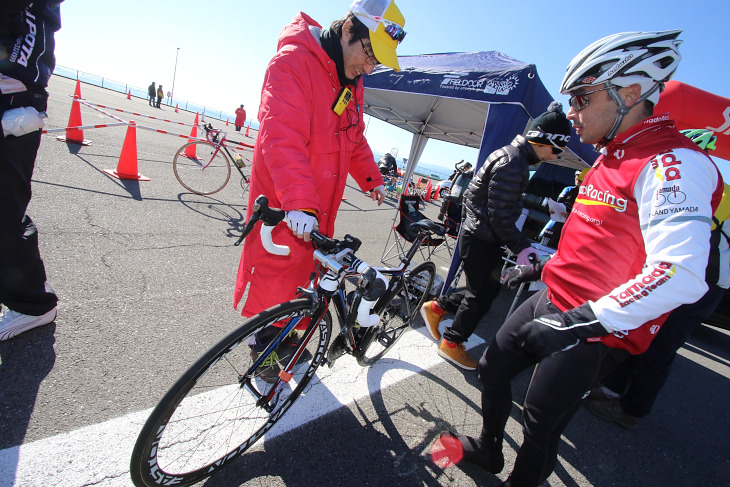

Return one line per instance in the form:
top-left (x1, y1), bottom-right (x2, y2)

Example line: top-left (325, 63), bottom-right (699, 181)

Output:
top-left (244, 225), bottom-right (434, 411)
top-left (202, 126), bottom-right (250, 182)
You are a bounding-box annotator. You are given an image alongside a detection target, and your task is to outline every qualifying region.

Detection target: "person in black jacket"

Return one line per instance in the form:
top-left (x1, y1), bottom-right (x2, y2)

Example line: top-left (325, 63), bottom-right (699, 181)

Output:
top-left (420, 102), bottom-right (570, 369)
top-left (0, 0), bottom-right (62, 340)
top-left (148, 82), bottom-right (156, 107)
top-left (378, 152), bottom-right (398, 176)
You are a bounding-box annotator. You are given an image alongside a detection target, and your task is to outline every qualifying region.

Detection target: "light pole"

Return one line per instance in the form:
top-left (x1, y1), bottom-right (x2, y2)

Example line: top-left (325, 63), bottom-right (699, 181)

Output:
top-left (170, 47), bottom-right (179, 106)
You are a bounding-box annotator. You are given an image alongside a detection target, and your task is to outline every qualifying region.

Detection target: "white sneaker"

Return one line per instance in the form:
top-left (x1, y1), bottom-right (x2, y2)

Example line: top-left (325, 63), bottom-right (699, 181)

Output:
top-left (0, 307), bottom-right (57, 341)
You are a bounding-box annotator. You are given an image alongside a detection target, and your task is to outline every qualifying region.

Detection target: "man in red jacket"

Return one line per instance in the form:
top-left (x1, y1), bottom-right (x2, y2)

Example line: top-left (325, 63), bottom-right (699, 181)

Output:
top-left (234, 104), bottom-right (246, 132)
top-left (234, 1), bottom-right (406, 374)
top-left (437, 30), bottom-right (724, 486)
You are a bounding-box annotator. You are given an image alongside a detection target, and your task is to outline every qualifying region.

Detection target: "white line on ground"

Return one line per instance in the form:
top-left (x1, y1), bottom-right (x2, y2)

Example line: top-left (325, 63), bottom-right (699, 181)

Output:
top-left (0, 325), bottom-right (483, 487)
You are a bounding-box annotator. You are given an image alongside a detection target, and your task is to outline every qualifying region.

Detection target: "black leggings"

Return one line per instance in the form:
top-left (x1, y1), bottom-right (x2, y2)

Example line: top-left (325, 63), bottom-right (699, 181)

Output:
top-left (440, 233), bottom-right (503, 343)
top-left (0, 91), bottom-right (57, 315)
top-left (478, 288), bottom-right (629, 486)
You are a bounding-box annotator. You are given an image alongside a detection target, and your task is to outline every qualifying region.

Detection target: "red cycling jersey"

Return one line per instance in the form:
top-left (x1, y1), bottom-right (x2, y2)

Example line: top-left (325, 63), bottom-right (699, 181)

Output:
top-left (543, 114), bottom-right (723, 354)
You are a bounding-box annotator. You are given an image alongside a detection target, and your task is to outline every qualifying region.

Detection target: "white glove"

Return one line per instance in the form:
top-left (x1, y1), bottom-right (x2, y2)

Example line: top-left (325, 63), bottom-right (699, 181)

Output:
top-left (286, 210), bottom-right (318, 241)
top-left (370, 185), bottom-right (385, 205)
top-left (516, 247), bottom-right (538, 266)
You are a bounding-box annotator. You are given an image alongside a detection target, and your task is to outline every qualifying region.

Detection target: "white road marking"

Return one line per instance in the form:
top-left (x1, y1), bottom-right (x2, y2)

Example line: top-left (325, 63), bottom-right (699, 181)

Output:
top-left (0, 327), bottom-right (483, 487)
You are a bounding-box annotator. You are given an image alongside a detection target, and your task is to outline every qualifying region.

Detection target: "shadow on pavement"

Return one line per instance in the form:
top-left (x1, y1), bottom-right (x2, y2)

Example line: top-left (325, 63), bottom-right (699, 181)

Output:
top-left (0, 323), bottom-right (57, 485)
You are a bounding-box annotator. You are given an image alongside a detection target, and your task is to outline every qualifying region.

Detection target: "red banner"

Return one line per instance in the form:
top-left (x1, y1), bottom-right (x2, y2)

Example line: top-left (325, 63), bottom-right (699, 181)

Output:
top-left (656, 80), bottom-right (730, 161)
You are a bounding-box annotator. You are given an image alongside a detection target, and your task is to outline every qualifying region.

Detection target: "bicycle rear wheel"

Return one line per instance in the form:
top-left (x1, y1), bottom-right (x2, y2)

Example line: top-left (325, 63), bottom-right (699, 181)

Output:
top-left (130, 299), bottom-right (330, 487)
top-left (357, 261), bottom-right (435, 366)
top-left (173, 141), bottom-right (231, 195)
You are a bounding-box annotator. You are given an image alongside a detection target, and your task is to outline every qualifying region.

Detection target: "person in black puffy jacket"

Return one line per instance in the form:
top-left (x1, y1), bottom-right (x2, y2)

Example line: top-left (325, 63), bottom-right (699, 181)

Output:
top-left (420, 102), bottom-right (571, 369)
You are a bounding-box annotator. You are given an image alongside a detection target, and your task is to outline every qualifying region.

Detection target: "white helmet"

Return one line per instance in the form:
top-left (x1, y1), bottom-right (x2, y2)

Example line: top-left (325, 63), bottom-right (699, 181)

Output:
top-left (560, 30), bottom-right (682, 147)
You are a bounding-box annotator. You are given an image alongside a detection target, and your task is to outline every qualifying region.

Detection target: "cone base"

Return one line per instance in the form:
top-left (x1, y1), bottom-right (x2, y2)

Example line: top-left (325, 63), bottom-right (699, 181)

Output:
top-left (103, 168), bottom-right (150, 181)
top-left (56, 135), bottom-right (92, 146)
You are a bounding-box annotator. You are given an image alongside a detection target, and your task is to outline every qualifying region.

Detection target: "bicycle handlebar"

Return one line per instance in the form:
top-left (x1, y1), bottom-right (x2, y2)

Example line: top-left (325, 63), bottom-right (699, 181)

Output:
top-left (236, 195), bottom-right (388, 326)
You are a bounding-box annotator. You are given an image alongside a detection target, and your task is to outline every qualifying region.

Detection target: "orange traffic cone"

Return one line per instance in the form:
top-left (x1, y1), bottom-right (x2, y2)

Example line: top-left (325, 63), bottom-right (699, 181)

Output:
top-left (424, 178), bottom-right (432, 202)
top-left (226, 118), bottom-right (229, 126)
top-left (185, 113), bottom-right (199, 158)
top-left (127, 90), bottom-right (131, 100)
top-left (175, 103), bottom-right (179, 113)
top-left (103, 121), bottom-right (149, 181)
top-left (245, 123), bottom-right (250, 137)
top-left (57, 79), bottom-right (91, 145)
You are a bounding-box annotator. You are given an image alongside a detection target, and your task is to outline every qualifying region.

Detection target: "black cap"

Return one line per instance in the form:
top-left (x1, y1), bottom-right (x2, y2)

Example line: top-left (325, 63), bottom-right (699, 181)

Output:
top-left (525, 101), bottom-right (571, 148)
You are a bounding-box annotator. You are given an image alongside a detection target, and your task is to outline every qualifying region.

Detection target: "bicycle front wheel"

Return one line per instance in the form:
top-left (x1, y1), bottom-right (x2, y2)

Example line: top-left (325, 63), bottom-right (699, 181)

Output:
top-left (130, 299), bottom-right (331, 487)
top-left (173, 141), bottom-right (231, 195)
top-left (357, 261), bottom-right (436, 366)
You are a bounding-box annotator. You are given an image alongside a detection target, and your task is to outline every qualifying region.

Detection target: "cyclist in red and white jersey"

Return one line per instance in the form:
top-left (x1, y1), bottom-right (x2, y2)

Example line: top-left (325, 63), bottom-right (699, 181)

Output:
top-left (436, 30), bottom-right (724, 487)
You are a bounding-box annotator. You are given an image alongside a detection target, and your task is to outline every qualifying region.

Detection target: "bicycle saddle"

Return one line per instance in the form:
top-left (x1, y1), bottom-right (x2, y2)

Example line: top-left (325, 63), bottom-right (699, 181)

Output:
top-left (411, 219), bottom-right (446, 236)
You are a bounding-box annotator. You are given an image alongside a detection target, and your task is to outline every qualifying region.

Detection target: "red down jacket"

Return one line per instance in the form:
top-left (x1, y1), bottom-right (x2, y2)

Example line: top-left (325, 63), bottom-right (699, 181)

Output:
top-left (234, 12), bottom-right (384, 317)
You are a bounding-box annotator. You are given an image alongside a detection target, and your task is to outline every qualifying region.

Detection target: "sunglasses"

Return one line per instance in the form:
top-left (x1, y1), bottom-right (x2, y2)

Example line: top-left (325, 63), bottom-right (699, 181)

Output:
top-left (568, 86), bottom-right (612, 111)
top-left (383, 19), bottom-right (407, 42)
top-left (360, 39), bottom-right (379, 65)
top-left (357, 13), bottom-right (407, 42)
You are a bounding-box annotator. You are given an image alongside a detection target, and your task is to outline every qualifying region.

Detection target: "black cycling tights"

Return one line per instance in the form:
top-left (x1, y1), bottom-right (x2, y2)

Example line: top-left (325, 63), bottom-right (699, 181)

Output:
top-left (478, 288), bottom-right (628, 486)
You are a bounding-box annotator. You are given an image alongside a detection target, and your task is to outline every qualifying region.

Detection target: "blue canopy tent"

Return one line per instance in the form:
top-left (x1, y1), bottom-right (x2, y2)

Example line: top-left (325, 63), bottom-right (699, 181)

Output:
top-left (362, 51), bottom-right (598, 292)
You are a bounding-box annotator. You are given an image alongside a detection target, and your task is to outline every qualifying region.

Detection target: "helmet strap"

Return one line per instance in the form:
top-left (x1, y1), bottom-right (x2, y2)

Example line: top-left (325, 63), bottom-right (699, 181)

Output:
top-left (596, 82), bottom-right (663, 150)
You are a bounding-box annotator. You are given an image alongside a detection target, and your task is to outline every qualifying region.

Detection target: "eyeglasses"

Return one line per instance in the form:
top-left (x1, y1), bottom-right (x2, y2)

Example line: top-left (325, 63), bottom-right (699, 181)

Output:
top-left (360, 39), bottom-right (379, 65)
top-left (568, 86), bottom-right (612, 111)
top-left (356, 13), bottom-right (407, 42)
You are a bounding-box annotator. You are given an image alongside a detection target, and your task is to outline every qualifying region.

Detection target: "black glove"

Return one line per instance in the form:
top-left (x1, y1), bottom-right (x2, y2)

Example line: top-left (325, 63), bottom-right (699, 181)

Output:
top-left (501, 256), bottom-right (549, 289)
top-left (513, 303), bottom-right (608, 360)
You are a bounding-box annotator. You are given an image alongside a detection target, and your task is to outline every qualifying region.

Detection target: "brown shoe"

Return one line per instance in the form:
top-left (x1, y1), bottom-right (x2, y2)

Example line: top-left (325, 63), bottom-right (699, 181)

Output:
top-left (420, 301), bottom-right (445, 341)
top-left (438, 339), bottom-right (478, 370)
top-left (584, 397), bottom-right (638, 431)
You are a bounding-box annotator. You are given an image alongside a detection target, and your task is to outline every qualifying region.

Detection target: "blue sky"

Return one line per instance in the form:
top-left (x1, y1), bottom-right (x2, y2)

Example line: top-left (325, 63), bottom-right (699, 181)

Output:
top-left (54, 0), bottom-right (729, 172)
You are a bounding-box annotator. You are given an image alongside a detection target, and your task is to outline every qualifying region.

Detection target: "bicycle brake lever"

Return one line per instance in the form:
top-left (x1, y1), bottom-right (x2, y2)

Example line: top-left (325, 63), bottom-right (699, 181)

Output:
top-left (234, 195), bottom-right (268, 246)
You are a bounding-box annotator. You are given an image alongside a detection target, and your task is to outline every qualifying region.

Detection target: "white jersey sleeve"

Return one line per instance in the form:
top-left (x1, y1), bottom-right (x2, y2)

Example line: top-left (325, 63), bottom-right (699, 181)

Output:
top-left (591, 148), bottom-right (718, 333)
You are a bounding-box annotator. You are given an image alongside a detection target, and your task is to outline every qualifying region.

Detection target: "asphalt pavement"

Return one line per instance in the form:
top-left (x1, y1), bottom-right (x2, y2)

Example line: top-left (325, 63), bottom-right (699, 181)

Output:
top-left (0, 75), bottom-right (729, 487)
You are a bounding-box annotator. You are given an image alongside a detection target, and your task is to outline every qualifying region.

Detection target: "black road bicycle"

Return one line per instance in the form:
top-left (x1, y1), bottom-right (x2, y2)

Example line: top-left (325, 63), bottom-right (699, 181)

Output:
top-left (130, 195), bottom-right (443, 487)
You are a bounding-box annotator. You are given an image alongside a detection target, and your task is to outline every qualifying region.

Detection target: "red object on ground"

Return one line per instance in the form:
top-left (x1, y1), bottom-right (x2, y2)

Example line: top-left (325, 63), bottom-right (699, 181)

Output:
top-left (57, 79), bottom-right (91, 145)
top-left (185, 113), bottom-right (199, 158)
top-left (103, 121), bottom-right (149, 181)
top-left (430, 434), bottom-right (463, 468)
top-left (127, 90), bottom-right (131, 100)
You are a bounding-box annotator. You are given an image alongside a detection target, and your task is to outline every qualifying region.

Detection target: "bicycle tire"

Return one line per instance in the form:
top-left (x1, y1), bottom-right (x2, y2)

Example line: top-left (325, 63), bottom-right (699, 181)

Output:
top-left (130, 299), bottom-right (331, 487)
top-left (356, 261), bottom-right (435, 366)
top-left (173, 141), bottom-right (232, 195)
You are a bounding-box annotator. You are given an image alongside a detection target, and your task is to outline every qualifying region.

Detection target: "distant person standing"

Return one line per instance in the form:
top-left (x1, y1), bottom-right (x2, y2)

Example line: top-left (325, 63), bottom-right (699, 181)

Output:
top-left (235, 104), bottom-right (246, 132)
top-left (156, 85), bottom-right (163, 108)
top-left (0, 0), bottom-right (62, 340)
top-left (148, 82), bottom-right (156, 106)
